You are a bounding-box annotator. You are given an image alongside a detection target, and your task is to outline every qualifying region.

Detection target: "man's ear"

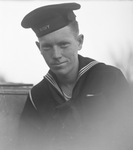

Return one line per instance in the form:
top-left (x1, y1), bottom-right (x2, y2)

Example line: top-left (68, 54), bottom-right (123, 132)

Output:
top-left (35, 41), bottom-right (40, 49)
top-left (77, 34), bottom-right (84, 50)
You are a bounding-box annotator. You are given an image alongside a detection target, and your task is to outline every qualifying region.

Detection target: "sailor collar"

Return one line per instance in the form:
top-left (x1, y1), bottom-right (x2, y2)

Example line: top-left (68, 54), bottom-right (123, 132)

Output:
top-left (44, 55), bottom-right (99, 100)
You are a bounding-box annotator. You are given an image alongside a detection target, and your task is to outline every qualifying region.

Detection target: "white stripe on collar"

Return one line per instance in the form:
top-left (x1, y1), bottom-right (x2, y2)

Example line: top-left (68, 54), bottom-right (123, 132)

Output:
top-left (29, 91), bottom-right (37, 110)
top-left (63, 92), bottom-right (71, 101)
top-left (78, 60), bottom-right (99, 80)
top-left (45, 73), bottom-right (62, 95)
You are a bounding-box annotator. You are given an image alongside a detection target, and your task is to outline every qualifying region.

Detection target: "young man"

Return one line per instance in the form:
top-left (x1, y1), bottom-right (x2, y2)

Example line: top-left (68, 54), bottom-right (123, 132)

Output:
top-left (19, 2), bottom-right (133, 150)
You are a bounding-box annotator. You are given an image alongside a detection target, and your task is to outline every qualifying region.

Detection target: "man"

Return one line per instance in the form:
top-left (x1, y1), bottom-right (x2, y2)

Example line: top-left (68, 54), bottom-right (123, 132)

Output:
top-left (19, 2), bottom-right (133, 150)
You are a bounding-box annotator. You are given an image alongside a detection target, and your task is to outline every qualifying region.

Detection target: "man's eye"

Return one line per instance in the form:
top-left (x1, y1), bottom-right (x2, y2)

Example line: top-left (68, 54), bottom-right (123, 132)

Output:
top-left (42, 46), bottom-right (51, 51)
top-left (60, 43), bottom-right (69, 48)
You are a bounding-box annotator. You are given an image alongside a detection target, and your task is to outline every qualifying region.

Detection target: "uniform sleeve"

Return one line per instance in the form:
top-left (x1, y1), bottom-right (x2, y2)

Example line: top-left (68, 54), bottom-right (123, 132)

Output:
top-left (20, 93), bottom-right (37, 121)
top-left (17, 93), bottom-right (43, 150)
top-left (107, 68), bottom-right (132, 103)
top-left (104, 68), bottom-right (133, 148)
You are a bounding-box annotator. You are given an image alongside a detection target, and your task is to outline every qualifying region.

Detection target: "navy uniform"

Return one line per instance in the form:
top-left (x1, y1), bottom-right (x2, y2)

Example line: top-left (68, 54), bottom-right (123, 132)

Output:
top-left (19, 3), bottom-right (133, 150)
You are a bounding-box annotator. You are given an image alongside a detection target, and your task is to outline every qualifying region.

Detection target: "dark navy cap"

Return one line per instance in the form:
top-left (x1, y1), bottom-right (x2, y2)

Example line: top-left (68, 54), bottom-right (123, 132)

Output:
top-left (21, 3), bottom-right (81, 37)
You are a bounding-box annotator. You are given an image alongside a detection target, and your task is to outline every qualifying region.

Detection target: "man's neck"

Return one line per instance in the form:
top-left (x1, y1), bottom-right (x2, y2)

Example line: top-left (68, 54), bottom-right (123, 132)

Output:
top-left (57, 71), bottom-right (78, 87)
top-left (57, 71), bottom-right (78, 98)
top-left (57, 63), bottom-right (79, 88)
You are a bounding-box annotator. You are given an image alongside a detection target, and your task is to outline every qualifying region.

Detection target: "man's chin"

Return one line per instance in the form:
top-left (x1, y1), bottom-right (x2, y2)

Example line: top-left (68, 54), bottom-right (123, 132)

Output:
top-left (52, 68), bottom-right (69, 76)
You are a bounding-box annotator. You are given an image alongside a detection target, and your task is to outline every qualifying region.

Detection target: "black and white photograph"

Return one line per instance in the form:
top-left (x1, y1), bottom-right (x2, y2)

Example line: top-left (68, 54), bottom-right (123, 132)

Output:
top-left (0, 0), bottom-right (133, 150)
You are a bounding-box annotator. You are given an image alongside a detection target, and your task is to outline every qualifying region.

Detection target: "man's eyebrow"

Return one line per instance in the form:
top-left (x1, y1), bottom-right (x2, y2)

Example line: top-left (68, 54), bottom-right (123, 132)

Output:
top-left (58, 41), bottom-right (70, 44)
top-left (41, 43), bottom-right (52, 47)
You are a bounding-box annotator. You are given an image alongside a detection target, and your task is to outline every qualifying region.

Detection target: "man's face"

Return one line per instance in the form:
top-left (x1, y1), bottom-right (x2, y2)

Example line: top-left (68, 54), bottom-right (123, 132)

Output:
top-left (38, 26), bottom-right (83, 76)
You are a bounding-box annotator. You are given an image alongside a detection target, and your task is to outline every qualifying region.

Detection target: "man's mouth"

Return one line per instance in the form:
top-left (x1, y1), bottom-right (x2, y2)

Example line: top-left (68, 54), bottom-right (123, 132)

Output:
top-left (51, 61), bottom-right (67, 66)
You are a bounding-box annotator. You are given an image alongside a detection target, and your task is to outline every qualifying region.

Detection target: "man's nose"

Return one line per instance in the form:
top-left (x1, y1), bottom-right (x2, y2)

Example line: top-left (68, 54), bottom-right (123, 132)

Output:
top-left (52, 46), bottom-right (62, 59)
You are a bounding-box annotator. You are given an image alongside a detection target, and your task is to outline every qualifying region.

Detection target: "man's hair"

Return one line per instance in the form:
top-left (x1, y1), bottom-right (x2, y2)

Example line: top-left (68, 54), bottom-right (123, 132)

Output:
top-left (68, 21), bottom-right (79, 37)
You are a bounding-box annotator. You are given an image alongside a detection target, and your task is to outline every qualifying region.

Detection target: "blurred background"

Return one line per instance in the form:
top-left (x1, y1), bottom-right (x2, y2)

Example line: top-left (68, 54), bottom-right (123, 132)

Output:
top-left (0, 0), bottom-right (133, 150)
top-left (0, 0), bottom-right (133, 85)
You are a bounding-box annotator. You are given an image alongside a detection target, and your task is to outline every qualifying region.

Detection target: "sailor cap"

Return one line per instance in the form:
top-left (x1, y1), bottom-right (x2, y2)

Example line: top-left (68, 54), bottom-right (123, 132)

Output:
top-left (21, 3), bottom-right (81, 37)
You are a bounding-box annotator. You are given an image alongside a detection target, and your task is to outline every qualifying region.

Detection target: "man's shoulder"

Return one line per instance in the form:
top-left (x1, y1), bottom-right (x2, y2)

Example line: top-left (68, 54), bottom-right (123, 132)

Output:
top-left (79, 55), bottom-right (121, 75)
top-left (93, 63), bottom-right (124, 79)
top-left (28, 77), bottom-right (53, 106)
top-left (80, 55), bottom-right (125, 84)
top-left (91, 62), bottom-right (121, 73)
top-left (31, 78), bottom-right (49, 94)
top-left (88, 62), bottom-right (123, 80)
